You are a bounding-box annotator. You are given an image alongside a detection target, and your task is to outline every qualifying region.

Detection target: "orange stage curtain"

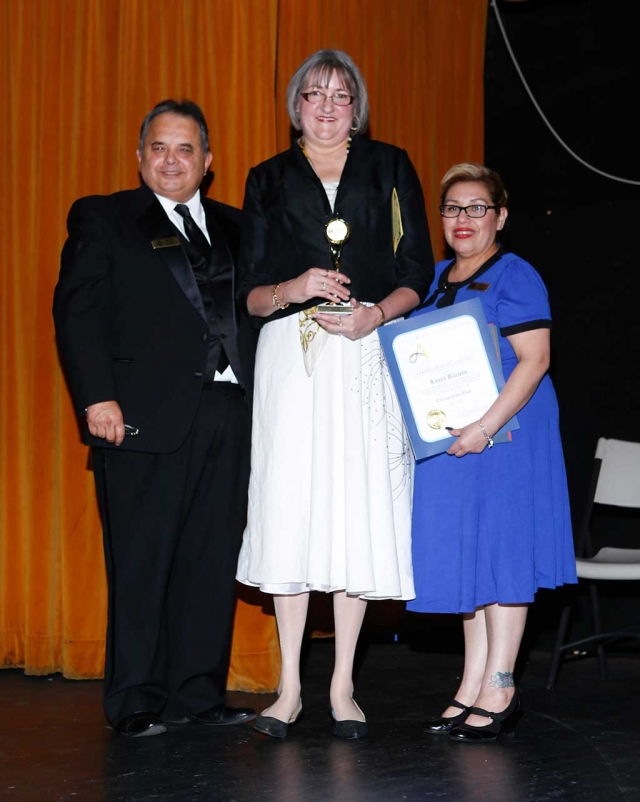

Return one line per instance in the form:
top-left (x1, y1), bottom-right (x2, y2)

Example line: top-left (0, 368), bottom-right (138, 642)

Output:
top-left (0, 0), bottom-right (281, 690)
top-left (0, 0), bottom-right (486, 689)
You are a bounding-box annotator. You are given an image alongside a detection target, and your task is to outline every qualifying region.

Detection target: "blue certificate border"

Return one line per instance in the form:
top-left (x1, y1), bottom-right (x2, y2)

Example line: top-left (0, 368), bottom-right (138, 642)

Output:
top-left (378, 297), bottom-right (519, 461)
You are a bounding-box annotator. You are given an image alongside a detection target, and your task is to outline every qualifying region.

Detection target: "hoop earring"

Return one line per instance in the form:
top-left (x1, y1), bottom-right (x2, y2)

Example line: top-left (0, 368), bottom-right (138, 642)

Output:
top-left (350, 115), bottom-right (359, 133)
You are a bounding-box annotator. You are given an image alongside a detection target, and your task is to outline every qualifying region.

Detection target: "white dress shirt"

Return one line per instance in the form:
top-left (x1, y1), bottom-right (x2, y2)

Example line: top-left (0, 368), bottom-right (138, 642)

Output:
top-left (154, 190), bottom-right (211, 244)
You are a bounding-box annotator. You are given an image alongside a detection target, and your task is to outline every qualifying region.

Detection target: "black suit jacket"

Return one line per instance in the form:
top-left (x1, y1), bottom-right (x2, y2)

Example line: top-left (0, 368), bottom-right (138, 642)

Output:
top-left (237, 135), bottom-right (434, 325)
top-left (53, 184), bottom-right (257, 453)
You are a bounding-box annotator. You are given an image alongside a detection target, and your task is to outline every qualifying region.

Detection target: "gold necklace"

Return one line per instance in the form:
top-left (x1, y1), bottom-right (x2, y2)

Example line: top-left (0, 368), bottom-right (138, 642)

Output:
top-left (298, 136), bottom-right (352, 168)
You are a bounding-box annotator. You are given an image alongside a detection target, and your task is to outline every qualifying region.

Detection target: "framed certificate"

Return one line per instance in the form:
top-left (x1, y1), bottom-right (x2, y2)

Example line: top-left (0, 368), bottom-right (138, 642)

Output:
top-left (378, 298), bottom-right (519, 461)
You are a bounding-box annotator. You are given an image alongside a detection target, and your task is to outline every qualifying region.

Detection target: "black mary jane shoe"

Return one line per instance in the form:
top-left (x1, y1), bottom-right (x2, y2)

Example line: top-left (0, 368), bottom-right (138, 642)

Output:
top-left (449, 692), bottom-right (522, 743)
top-left (254, 706), bottom-right (303, 739)
top-left (423, 699), bottom-right (470, 734)
top-left (113, 711), bottom-right (167, 738)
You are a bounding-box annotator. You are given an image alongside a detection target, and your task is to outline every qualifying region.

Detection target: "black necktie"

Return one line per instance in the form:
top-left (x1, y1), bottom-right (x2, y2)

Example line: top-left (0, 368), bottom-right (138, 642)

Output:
top-left (174, 204), bottom-right (212, 262)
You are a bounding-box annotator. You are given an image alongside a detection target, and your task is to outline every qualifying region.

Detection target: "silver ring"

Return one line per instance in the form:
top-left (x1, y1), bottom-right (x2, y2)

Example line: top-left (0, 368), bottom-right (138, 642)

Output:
top-left (338, 318), bottom-right (343, 327)
top-left (322, 281), bottom-right (327, 291)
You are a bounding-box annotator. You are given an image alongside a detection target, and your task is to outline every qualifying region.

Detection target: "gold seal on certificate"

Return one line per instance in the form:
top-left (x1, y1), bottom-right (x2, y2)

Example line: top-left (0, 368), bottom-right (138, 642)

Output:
top-left (426, 409), bottom-right (447, 430)
top-left (317, 217), bottom-right (353, 315)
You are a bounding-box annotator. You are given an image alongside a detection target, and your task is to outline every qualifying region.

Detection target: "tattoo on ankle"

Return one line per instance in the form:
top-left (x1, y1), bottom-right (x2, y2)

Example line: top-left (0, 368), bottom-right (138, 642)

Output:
top-left (489, 671), bottom-right (515, 689)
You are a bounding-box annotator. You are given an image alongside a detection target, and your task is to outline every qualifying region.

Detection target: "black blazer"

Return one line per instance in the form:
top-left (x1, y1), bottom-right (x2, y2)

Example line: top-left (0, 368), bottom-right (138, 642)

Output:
top-left (237, 135), bottom-right (434, 324)
top-left (53, 184), bottom-right (257, 453)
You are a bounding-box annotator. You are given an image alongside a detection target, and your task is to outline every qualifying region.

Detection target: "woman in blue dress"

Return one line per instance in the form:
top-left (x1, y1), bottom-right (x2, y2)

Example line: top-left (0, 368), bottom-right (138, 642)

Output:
top-left (409, 163), bottom-right (576, 742)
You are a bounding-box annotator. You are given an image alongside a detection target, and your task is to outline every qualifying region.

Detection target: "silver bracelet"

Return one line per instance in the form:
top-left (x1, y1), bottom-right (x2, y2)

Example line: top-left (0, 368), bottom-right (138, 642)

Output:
top-left (478, 421), bottom-right (494, 449)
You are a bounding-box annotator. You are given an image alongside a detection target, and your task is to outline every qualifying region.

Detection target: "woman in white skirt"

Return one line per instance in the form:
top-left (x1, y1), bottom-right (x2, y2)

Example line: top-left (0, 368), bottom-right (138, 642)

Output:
top-left (236, 49), bottom-right (433, 738)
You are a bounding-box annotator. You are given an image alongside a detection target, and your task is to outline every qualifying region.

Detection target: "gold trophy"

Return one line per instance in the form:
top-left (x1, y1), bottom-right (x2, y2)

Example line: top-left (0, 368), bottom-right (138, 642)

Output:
top-left (316, 217), bottom-right (353, 315)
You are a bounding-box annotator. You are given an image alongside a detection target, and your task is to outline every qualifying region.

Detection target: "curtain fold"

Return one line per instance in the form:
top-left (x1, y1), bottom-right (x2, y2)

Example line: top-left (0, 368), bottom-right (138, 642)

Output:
top-left (0, 0), bottom-right (486, 689)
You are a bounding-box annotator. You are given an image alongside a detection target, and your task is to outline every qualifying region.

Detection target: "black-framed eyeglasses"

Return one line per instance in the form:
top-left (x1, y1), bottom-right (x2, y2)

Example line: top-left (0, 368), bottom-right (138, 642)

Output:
top-left (300, 90), bottom-right (355, 107)
top-left (440, 204), bottom-right (498, 218)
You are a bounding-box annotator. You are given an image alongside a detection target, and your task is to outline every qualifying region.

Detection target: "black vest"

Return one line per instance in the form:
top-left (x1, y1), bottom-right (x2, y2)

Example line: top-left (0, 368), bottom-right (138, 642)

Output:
top-left (175, 216), bottom-right (243, 386)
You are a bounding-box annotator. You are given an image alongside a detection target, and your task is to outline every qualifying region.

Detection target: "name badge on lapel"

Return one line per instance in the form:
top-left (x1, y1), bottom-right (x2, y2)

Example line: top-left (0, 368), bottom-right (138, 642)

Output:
top-left (468, 282), bottom-right (490, 292)
top-left (151, 237), bottom-right (181, 250)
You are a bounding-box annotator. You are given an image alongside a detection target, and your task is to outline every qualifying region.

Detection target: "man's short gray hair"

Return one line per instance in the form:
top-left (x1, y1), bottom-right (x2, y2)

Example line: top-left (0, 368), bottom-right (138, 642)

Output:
top-left (286, 49), bottom-right (369, 135)
top-left (139, 99), bottom-right (210, 153)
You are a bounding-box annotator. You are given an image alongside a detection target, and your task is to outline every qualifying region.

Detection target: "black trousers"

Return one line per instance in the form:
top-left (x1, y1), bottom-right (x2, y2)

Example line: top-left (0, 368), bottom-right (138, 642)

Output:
top-left (93, 383), bottom-right (251, 724)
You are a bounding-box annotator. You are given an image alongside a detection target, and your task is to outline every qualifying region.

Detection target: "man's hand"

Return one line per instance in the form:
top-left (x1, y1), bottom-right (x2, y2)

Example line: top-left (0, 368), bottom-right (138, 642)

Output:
top-left (86, 401), bottom-right (125, 446)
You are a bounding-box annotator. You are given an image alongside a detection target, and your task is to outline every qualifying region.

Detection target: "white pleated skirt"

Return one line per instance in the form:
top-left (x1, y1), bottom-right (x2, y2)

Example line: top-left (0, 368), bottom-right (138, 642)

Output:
top-left (236, 313), bottom-right (415, 600)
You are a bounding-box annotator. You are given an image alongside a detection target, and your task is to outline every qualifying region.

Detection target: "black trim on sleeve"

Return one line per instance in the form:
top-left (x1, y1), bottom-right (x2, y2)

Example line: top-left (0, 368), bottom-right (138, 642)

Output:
top-left (500, 319), bottom-right (552, 337)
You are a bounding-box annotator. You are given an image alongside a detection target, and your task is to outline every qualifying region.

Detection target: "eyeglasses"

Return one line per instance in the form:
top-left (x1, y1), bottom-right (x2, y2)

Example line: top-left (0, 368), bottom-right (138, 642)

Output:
top-left (440, 204), bottom-right (498, 218)
top-left (300, 90), bottom-right (355, 107)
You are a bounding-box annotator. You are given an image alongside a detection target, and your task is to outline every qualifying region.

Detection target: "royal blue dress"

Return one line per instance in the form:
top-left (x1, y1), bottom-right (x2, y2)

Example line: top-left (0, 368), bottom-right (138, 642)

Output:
top-left (407, 250), bottom-right (577, 614)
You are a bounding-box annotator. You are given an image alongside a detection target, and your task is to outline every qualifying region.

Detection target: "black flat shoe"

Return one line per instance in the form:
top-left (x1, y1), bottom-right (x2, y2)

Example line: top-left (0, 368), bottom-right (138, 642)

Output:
top-left (423, 698), bottom-right (470, 734)
top-left (189, 704), bottom-right (256, 726)
top-left (449, 692), bottom-right (522, 743)
top-left (331, 701), bottom-right (370, 740)
top-left (254, 706), bottom-right (303, 739)
top-left (112, 711), bottom-right (167, 738)
top-left (332, 717), bottom-right (370, 740)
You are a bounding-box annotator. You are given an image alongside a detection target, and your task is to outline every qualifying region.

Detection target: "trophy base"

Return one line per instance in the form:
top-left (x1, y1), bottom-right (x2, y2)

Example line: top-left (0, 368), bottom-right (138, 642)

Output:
top-left (316, 302), bottom-right (353, 315)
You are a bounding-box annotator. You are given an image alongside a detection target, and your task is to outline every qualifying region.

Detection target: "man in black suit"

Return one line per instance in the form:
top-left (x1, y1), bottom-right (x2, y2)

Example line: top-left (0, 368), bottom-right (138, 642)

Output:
top-left (53, 100), bottom-right (257, 737)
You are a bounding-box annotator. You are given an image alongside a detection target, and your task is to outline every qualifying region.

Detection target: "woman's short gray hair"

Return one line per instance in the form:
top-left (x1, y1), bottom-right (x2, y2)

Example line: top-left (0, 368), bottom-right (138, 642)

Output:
top-left (286, 49), bottom-right (369, 135)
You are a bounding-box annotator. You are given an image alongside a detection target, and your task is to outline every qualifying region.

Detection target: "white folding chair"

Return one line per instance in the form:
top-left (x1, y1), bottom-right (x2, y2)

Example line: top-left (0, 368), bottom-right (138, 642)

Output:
top-left (547, 438), bottom-right (640, 689)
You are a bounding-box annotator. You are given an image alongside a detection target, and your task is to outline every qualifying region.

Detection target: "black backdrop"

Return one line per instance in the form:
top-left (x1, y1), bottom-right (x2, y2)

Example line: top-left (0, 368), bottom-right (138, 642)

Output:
top-left (319, 0), bottom-right (638, 661)
top-left (486, 0), bottom-right (639, 511)
top-left (482, 0), bottom-right (640, 648)
top-left (391, 0), bottom-right (640, 658)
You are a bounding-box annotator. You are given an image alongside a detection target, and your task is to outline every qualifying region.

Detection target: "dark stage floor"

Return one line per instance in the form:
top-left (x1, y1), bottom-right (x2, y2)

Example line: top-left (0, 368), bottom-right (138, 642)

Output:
top-left (1, 641), bottom-right (639, 802)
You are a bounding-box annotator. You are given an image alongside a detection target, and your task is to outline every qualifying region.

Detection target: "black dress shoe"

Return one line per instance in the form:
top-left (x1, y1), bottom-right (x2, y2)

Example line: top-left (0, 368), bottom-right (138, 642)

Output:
top-left (254, 707), bottom-right (303, 739)
top-left (449, 692), bottom-right (522, 743)
top-left (423, 698), bottom-right (470, 734)
top-left (188, 704), bottom-right (256, 726)
top-left (113, 712), bottom-right (167, 738)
